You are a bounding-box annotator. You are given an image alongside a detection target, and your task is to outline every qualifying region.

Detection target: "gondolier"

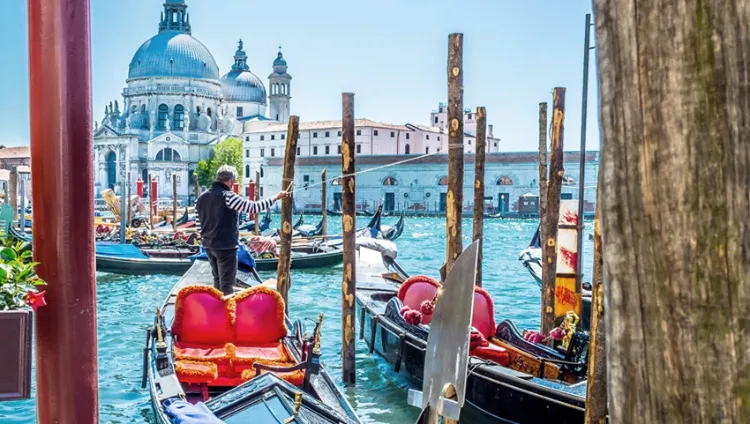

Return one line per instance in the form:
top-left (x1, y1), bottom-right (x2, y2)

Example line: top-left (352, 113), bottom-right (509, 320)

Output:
top-left (196, 165), bottom-right (288, 295)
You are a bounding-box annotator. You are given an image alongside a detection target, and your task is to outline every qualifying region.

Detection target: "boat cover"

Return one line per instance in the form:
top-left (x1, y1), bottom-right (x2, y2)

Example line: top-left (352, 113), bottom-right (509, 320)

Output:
top-left (356, 239), bottom-right (398, 259)
top-left (163, 398), bottom-right (225, 424)
top-left (189, 244), bottom-right (256, 270)
top-left (95, 242), bottom-right (148, 259)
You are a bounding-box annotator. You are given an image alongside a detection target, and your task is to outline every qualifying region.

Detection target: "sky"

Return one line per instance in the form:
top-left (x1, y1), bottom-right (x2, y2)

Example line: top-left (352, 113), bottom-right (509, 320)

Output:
top-left (0, 0), bottom-right (599, 152)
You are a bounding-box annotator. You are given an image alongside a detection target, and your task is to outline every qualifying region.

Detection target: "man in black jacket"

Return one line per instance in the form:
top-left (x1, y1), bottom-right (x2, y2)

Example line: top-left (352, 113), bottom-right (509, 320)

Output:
top-left (196, 165), bottom-right (288, 295)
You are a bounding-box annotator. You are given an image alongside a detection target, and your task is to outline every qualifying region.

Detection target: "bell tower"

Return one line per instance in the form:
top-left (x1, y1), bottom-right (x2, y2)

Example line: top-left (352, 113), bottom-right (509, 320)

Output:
top-left (268, 47), bottom-right (291, 123)
top-left (159, 0), bottom-right (191, 34)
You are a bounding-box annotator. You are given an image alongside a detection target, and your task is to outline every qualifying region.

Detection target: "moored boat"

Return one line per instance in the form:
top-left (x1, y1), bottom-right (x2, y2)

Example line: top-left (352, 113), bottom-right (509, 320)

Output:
top-left (355, 243), bottom-right (593, 424)
top-left (144, 260), bottom-right (361, 423)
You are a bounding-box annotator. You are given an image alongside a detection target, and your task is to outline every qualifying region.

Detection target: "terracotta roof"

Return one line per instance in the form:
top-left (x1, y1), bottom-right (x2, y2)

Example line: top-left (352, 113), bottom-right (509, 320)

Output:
top-left (0, 146), bottom-right (30, 159)
top-left (245, 118), bottom-right (409, 134)
top-left (265, 151), bottom-right (599, 167)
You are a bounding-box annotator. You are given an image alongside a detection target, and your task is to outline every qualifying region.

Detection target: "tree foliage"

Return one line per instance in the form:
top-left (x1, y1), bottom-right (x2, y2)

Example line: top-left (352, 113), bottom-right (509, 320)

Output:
top-left (208, 138), bottom-right (244, 186)
top-left (195, 160), bottom-right (211, 187)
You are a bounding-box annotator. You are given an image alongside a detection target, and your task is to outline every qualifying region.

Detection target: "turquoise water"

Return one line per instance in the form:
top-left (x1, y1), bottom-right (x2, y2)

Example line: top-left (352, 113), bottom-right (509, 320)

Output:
top-left (0, 217), bottom-right (593, 423)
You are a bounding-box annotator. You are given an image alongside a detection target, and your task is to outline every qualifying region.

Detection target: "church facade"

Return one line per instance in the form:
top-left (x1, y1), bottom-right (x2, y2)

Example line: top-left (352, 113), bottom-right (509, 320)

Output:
top-left (93, 0), bottom-right (290, 201)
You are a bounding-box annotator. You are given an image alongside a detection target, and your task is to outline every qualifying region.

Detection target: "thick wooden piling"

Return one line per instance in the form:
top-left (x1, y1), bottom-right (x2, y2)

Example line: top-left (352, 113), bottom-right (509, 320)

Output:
top-left (538, 101), bottom-right (548, 248)
top-left (541, 87), bottom-right (565, 335)
top-left (254, 170), bottom-right (261, 235)
top-left (172, 175), bottom-right (177, 231)
top-left (472, 107), bottom-right (486, 287)
top-left (28, 0), bottom-right (99, 421)
top-left (341, 92), bottom-right (356, 385)
top-left (276, 116), bottom-right (299, 311)
top-left (585, 200), bottom-right (606, 423)
top-left (445, 33), bottom-right (464, 273)
top-left (321, 169), bottom-right (327, 237)
top-left (594, 1), bottom-right (750, 421)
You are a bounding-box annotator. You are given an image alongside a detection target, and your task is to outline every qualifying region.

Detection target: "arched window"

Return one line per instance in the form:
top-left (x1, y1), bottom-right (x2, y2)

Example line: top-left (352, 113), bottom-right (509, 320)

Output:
top-left (155, 148), bottom-right (181, 161)
top-left (438, 176), bottom-right (449, 186)
top-left (207, 107), bottom-right (212, 118)
top-left (140, 104), bottom-right (146, 113)
top-left (173, 105), bottom-right (185, 130)
top-left (131, 105), bottom-right (137, 113)
top-left (157, 104), bottom-right (168, 129)
top-left (245, 165), bottom-right (250, 179)
top-left (496, 176), bottom-right (513, 185)
top-left (332, 177), bottom-right (342, 185)
top-left (383, 176), bottom-right (398, 186)
top-left (106, 151), bottom-right (117, 190)
top-left (404, 144), bottom-right (410, 154)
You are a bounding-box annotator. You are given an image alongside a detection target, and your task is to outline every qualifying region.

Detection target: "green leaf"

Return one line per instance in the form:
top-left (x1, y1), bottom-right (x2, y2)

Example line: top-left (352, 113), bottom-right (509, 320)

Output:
top-left (20, 250), bottom-right (32, 259)
top-left (0, 266), bottom-right (9, 283)
top-left (0, 247), bottom-right (16, 261)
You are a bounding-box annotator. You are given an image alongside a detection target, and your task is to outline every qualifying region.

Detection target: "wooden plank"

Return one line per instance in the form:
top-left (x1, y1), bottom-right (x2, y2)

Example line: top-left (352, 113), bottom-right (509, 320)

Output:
top-left (341, 93), bottom-right (356, 385)
top-left (276, 116), bottom-right (299, 311)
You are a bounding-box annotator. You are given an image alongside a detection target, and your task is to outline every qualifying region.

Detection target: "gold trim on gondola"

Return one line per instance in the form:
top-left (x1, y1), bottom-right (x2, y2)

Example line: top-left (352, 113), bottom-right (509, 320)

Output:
top-left (284, 392), bottom-right (304, 423)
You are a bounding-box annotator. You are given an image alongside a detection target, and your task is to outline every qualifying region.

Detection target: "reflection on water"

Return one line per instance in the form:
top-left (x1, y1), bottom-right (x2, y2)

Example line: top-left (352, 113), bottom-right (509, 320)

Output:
top-left (0, 217), bottom-right (593, 423)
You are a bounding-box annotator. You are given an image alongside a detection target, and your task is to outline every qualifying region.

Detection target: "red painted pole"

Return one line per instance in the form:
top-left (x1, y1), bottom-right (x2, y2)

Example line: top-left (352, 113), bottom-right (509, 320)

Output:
top-left (136, 177), bottom-right (144, 198)
top-left (151, 177), bottom-right (158, 216)
top-left (232, 182), bottom-right (239, 194)
top-left (248, 181), bottom-right (255, 220)
top-left (28, 0), bottom-right (98, 422)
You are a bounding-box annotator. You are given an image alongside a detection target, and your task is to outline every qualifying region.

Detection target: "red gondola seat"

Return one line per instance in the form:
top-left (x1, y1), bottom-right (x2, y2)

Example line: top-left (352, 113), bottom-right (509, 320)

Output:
top-left (397, 275), bottom-right (440, 324)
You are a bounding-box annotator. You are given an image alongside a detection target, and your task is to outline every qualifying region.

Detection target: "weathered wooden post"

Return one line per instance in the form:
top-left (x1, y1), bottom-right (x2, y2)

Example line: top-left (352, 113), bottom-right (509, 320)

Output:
top-left (254, 170), bottom-right (260, 235)
top-left (276, 116), bottom-right (299, 311)
top-left (172, 174), bottom-right (177, 231)
top-left (19, 177), bottom-right (26, 233)
top-left (150, 174), bottom-right (156, 229)
top-left (321, 168), bottom-right (327, 237)
top-left (472, 107), bottom-right (487, 287)
top-left (192, 172), bottom-right (199, 205)
top-left (585, 199), bottom-right (606, 423)
top-left (127, 171), bottom-right (132, 226)
top-left (541, 87), bottom-right (565, 335)
top-left (28, 0), bottom-right (98, 419)
top-left (9, 167), bottom-right (18, 222)
top-left (538, 102), bottom-right (548, 224)
top-left (594, 1), bottom-right (750, 422)
top-left (575, 13), bottom-right (592, 288)
top-left (341, 92), bottom-right (357, 385)
top-left (119, 179), bottom-right (127, 243)
top-left (445, 33), bottom-right (464, 273)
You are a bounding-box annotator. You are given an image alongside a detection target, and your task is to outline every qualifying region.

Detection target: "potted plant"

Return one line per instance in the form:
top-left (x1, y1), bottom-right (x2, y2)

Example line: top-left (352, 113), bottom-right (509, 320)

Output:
top-left (0, 237), bottom-right (45, 402)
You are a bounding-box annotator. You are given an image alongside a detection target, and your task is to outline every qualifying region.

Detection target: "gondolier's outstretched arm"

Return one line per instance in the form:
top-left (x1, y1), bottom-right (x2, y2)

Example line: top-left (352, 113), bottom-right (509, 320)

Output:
top-left (223, 191), bottom-right (285, 215)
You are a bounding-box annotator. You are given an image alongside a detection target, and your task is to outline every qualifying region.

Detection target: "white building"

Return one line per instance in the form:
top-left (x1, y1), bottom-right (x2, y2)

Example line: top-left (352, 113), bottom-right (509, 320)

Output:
top-left (92, 0), bottom-right (290, 201)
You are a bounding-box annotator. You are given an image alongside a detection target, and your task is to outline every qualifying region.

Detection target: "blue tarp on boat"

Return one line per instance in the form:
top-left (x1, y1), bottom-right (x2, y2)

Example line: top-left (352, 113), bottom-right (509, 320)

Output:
top-left (189, 244), bottom-right (256, 270)
top-left (163, 399), bottom-right (225, 424)
top-left (95, 242), bottom-right (148, 259)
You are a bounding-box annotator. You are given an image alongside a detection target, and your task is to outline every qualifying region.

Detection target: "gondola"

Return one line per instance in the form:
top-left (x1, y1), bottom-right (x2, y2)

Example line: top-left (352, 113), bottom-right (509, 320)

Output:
top-left (355, 243), bottom-right (594, 424)
top-left (238, 210), bottom-right (272, 232)
top-left (326, 208), bottom-right (373, 217)
top-left (143, 260), bottom-right (361, 424)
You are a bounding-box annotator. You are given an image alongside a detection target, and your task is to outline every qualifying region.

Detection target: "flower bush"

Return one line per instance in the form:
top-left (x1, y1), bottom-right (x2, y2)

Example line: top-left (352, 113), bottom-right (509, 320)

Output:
top-left (0, 237), bottom-right (46, 311)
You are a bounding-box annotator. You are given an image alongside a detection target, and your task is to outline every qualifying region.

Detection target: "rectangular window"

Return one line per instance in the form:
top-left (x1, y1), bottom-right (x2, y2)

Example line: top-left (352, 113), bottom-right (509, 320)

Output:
top-left (390, 131), bottom-right (395, 138)
top-left (337, 145), bottom-right (341, 154)
top-left (468, 113), bottom-right (472, 119)
top-left (406, 133), bottom-right (410, 140)
top-left (434, 116), bottom-right (439, 124)
top-left (325, 145), bottom-right (330, 154)
top-left (303, 175), bottom-right (310, 182)
top-left (356, 129), bottom-right (362, 136)
top-left (296, 147), bottom-right (300, 155)
top-left (313, 146), bottom-right (318, 155)
top-left (271, 135), bottom-right (275, 140)
top-left (271, 148), bottom-right (275, 157)
top-left (438, 136), bottom-right (441, 141)
top-left (281, 134), bottom-right (285, 140)
top-left (245, 149), bottom-right (249, 158)
top-left (260, 187), bottom-right (264, 197)
top-left (426, 147), bottom-right (430, 154)
top-left (260, 148), bottom-right (265, 157)
top-left (426, 135), bottom-right (430, 140)
top-left (237, 106), bottom-right (244, 117)
top-left (245, 136), bottom-right (250, 141)
top-left (374, 130), bottom-right (379, 136)
top-left (468, 139), bottom-right (472, 145)
top-left (337, 130), bottom-right (342, 136)
top-left (313, 132), bottom-right (318, 138)
top-left (356, 144), bottom-right (361, 154)
top-left (325, 131), bottom-right (330, 137)
top-left (260, 135), bottom-right (265, 141)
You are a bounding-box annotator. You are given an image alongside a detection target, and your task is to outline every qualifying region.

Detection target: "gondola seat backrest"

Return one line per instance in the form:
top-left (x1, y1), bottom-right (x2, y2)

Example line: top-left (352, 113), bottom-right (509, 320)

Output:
top-left (172, 286), bottom-right (232, 344)
top-left (233, 286), bottom-right (288, 345)
top-left (397, 275), bottom-right (441, 325)
top-left (472, 287), bottom-right (497, 339)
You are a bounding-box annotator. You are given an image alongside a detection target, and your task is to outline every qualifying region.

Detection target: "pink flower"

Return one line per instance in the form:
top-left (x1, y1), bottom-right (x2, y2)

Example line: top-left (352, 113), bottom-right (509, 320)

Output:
top-left (25, 290), bottom-right (47, 312)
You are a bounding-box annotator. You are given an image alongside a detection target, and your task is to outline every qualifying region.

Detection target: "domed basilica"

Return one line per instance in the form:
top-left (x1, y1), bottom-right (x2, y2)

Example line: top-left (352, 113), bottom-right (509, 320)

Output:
top-left (93, 0), bottom-right (291, 199)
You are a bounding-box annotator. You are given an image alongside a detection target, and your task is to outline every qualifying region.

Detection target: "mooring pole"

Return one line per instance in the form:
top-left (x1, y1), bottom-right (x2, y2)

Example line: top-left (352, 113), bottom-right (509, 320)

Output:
top-left (538, 102), bottom-right (548, 235)
top-left (172, 174), bottom-right (177, 231)
top-left (541, 87), bottom-right (566, 335)
top-left (150, 175), bottom-right (156, 229)
top-left (18, 177), bottom-right (26, 232)
top-left (321, 168), bottom-right (328, 237)
top-left (276, 116), bottom-right (299, 312)
top-left (120, 179), bottom-right (127, 244)
top-left (192, 172), bottom-right (199, 205)
top-left (29, 0), bottom-right (98, 420)
top-left (576, 13), bottom-right (592, 290)
top-left (127, 171), bottom-right (132, 227)
top-left (445, 33), bottom-right (464, 274)
top-left (585, 197), bottom-right (606, 423)
top-left (9, 168), bottom-right (18, 223)
top-left (472, 107), bottom-right (487, 287)
top-left (254, 170), bottom-right (260, 235)
top-left (341, 92), bottom-right (357, 385)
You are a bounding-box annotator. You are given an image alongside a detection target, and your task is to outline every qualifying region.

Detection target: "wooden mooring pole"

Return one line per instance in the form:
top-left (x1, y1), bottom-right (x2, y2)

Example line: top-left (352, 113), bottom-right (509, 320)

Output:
top-left (193, 172), bottom-right (200, 205)
top-left (321, 169), bottom-right (327, 237)
top-left (127, 171), bottom-right (132, 226)
top-left (172, 174), bottom-right (177, 231)
top-left (445, 33), bottom-right (464, 274)
top-left (276, 116), bottom-right (299, 312)
top-left (585, 199), bottom-right (606, 423)
top-left (541, 87), bottom-right (565, 335)
top-left (149, 174), bottom-right (156, 229)
top-left (576, 13), bottom-right (592, 289)
top-left (341, 92), bottom-right (357, 385)
top-left (472, 107), bottom-right (487, 287)
top-left (254, 171), bottom-right (261, 235)
top-left (9, 168), bottom-right (18, 222)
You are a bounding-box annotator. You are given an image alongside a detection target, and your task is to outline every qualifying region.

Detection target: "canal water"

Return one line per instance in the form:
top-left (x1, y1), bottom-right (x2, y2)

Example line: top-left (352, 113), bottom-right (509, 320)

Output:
top-left (0, 217), bottom-right (593, 423)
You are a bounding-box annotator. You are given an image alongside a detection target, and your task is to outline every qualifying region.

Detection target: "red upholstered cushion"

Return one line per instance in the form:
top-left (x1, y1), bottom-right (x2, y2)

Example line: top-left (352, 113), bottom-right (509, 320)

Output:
top-left (472, 287), bottom-right (497, 339)
top-left (174, 360), bottom-right (218, 384)
top-left (240, 367), bottom-right (305, 386)
top-left (233, 287), bottom-right (288, 345)
top-left (231, 343), bottom-right (290, 364)
top-left (470, 343), bottom-right (509, 366)
top-left (397, 276), bottom-right (440, 324)
top-left (172, 286), bottom-right (232, 345)
top-left (173, 343), bottom-right (229, 362)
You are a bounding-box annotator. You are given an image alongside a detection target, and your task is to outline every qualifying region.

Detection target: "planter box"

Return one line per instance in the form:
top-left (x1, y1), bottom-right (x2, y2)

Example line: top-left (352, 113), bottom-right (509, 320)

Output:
top-left (0, 309), bottom-right (32, 401)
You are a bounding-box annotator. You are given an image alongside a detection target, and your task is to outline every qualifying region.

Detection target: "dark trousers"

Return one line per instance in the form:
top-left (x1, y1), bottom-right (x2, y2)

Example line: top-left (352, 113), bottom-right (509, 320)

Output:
top-left (205, 248), bottom-right (237, 296)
